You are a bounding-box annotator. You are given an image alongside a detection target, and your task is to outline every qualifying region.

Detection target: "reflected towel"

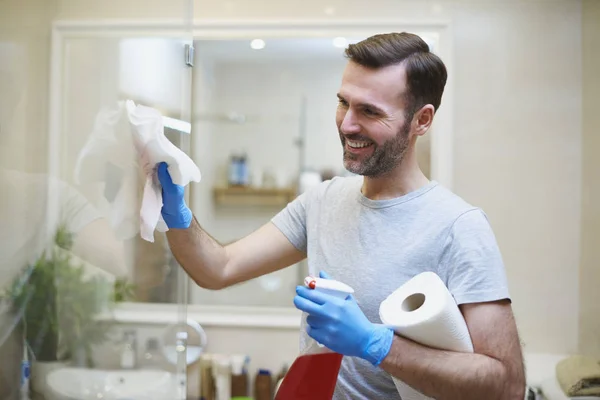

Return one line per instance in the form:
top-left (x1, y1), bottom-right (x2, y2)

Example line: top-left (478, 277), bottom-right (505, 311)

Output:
top-left (73, 101), bottom-right (140, 240)
top-left (556, 355), bottom-right (600, 397)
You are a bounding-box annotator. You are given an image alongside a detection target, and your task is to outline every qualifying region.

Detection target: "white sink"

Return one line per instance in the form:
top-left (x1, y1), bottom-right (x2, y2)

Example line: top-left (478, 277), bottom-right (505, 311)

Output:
top-left (45, 367), bottom-right (184, 400)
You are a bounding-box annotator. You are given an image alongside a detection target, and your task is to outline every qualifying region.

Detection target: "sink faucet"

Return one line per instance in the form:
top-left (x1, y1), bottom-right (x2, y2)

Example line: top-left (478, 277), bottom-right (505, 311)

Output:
top-left (120, 330), bottom-right (137, 369)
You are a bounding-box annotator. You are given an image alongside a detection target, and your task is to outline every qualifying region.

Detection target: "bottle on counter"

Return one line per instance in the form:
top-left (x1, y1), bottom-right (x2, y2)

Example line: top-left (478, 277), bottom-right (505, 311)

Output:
top-left (273, 364), bottom-right (288, 396)
top-left (230, 354), bottom-right (249, 398)
top-left (254, 369), bottom-right (273, 400)
top-left (212, 355), bottom-right (232, 400)
top-left (199, 354), bottom-right (215, 400)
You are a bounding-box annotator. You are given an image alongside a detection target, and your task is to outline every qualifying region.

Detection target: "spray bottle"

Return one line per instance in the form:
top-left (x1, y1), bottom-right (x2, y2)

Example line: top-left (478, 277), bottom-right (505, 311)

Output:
top-left (274, 275), bottom-right (354, 400)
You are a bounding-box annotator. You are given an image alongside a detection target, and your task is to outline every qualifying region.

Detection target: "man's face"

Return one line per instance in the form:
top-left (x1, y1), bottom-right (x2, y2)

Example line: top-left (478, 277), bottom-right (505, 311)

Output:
top-left (335, 61), bottom-right (413, 177)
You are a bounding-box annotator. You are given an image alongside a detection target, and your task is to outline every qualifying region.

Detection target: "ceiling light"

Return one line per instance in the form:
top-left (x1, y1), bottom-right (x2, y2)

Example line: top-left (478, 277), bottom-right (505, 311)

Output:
top-left (333, 37), bottom-right (348, 49)
top-left (250, 39), bottom-right (265, 50)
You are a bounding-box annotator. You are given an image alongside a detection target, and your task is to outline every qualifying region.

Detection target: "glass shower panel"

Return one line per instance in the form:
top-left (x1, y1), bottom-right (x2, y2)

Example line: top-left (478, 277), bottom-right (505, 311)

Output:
top-left (0, 1), bottom-right (195, 399)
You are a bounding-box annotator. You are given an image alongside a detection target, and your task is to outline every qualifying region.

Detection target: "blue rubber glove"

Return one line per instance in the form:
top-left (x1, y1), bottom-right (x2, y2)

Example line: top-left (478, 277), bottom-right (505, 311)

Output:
top-left (294, 271), bottom-right (394, 366)
top-left (156, 162), bottom-right (192, 229)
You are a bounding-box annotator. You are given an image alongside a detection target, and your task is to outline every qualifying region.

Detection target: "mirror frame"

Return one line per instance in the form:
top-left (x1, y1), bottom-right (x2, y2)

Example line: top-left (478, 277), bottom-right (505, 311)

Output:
top-left (49, 18), bottom-right (454, 329)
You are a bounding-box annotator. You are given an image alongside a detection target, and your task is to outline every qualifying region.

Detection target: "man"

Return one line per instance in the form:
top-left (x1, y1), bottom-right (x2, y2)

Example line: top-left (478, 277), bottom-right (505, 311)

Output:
top-left (158, 32), bottom-right (526, 399)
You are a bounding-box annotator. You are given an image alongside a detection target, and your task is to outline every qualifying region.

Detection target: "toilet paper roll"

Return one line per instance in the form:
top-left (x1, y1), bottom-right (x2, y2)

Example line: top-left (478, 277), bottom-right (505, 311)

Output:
top-left (379, 271), bottom-right (474, 400)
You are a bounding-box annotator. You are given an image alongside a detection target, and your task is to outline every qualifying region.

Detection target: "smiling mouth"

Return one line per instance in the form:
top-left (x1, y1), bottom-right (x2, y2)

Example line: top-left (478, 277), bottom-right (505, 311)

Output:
top-left (345, 139), bottom-right (373, 149)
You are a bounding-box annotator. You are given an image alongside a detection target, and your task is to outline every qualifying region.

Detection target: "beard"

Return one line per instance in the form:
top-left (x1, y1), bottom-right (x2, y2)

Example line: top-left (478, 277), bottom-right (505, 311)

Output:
top-left (340, 120), bottom-right (411, 177)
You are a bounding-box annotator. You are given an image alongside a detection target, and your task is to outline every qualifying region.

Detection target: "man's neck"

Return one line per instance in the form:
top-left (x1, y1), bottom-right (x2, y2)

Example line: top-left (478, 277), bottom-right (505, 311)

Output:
top-left (360, 151), bottom-right (430, 200)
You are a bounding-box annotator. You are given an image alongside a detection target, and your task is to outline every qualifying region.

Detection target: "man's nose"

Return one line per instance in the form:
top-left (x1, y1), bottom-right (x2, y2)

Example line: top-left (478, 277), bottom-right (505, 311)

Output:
top-left (340, 110), bottom-right (361, 134)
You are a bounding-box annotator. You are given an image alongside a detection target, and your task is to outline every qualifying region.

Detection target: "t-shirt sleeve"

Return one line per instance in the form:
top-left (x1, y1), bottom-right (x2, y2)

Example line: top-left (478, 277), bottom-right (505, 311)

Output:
top-left (270, 190), bottom-right (310, 253)
top-left (440, 208), bottom-right (511, 305)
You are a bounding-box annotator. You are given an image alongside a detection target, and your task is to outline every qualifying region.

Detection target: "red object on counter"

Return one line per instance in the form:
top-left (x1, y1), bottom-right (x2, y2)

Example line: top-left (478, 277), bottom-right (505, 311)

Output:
top-left (274, 352), bottom-right (343, 400)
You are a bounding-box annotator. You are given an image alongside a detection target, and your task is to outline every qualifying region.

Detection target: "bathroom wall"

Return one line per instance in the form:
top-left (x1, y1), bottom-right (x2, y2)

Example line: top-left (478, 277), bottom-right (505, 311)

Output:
top-left (0, 0), bottom-right (56, 174)
top-left (579, 0), bottom-right (600, 359)
top-left (451, 1), bottom-right (582, 355)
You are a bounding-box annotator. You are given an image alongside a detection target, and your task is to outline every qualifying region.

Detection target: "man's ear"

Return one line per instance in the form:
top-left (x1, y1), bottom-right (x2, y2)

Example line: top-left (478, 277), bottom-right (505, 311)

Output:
top-left (413, 105), bottom-right (435, 137)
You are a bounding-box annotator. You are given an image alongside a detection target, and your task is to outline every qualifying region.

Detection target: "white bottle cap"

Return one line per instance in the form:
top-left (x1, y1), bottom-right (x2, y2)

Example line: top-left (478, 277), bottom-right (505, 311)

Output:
top-left (304, 276), bottom-right (354, 299)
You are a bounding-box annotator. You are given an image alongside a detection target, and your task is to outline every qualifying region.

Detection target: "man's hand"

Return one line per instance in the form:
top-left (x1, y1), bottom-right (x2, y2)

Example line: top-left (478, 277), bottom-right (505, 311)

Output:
top-left (294, 271), bottom-right (394, 366)
top-left (157, 162), bottom-right (192, 229)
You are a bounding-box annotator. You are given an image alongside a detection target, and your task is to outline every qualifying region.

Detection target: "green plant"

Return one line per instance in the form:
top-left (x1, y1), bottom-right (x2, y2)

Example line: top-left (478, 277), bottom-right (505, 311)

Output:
top-left (5, 223), bottom-right (135, 366)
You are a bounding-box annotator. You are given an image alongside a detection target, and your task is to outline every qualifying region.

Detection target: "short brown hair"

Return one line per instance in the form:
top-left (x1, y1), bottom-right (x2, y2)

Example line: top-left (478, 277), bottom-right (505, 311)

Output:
top-left (344, 32), bottom-right (447, 117)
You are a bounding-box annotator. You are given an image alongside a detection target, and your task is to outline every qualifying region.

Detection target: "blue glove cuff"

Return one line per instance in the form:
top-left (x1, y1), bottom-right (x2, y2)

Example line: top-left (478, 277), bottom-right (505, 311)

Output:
top-left (363, 325), bottom-right (394, 366)
top-left (162, 203), bottom-right (192, 229)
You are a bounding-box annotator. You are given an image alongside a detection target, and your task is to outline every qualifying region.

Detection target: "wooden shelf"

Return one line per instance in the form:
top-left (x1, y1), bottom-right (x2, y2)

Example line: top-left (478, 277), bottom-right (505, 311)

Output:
top-left (213, 186), bottom-right (297, 206)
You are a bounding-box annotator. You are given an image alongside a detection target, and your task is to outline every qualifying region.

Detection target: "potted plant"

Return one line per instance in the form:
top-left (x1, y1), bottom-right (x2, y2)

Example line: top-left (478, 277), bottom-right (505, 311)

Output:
top-left (4, 222), bottom-right (135, 393)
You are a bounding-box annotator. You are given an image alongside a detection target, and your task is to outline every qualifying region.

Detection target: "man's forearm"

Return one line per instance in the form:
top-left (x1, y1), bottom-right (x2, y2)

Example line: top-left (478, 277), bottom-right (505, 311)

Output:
top-left (165, 216), bottom-right (228, 289)
top-left (379, 335), bottom-right (524, 400)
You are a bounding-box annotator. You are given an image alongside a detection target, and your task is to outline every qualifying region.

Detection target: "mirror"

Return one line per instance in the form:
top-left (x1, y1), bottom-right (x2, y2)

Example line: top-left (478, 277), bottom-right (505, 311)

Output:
top-left (51, 24), bottom-right (447, 314)
top-left (188, 35), bottom-right (439, 308)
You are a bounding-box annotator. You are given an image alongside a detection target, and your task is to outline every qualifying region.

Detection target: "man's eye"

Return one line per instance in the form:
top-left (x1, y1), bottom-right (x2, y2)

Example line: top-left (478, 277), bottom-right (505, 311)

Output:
top-left (363, 108), bottom-right (376, 116)
top-left (338, 99), bottom-right (348, 107)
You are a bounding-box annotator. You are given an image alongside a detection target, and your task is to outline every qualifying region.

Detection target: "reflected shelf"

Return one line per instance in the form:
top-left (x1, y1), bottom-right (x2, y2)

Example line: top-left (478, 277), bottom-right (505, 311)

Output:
top-left (96, 302), bottom-right (302, 329)
top-left (213, 186), bottom-right (297, 207)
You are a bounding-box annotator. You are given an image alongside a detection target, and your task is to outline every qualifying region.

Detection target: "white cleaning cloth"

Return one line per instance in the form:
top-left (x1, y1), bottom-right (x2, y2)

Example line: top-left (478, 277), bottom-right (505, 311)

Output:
top-left (125, 100), bottom-right (201, 242)
top-left (379, 272), bottom-right (474, 400)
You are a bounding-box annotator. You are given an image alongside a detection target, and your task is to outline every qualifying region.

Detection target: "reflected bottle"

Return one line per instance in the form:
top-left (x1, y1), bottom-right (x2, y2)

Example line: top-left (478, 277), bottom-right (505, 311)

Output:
top-left (237, 151), bottom-right (249, 186)
top-left (228, 151), bottom-right (240, 186)
top-left (141, 338), bottom-right (162, 370)
top-left (120, 330), bottom-right (137, 369)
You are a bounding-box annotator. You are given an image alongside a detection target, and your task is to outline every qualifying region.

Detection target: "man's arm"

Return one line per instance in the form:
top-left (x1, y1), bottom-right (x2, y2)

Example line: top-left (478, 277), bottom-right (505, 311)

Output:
top-left (379, 299), bottom-right (526, 400)
top-left (157, 162), bottom-right (307, 290)
top-left (166, 218), bottom-right (305, 290)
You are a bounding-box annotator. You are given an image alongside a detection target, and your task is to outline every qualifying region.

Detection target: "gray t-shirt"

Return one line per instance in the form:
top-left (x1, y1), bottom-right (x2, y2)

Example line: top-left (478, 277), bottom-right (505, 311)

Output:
top-left (271, 176), bottom-right (510, 400)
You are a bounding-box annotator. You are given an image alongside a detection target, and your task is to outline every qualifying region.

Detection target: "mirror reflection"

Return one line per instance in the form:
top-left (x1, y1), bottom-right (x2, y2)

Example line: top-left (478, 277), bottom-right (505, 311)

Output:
top-left (48, 35), bottom-right (435, 308)
top-left (189, 37), bottom-right (433, 307)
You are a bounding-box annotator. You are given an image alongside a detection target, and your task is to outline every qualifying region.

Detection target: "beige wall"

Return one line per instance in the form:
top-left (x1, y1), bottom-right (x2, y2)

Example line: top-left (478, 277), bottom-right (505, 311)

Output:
top-left (452, 1), bottom-right (583, 354)
top-left (579, 0), bottom-right (600, 359)
top-left (0, 0), bottom-right (57, 173)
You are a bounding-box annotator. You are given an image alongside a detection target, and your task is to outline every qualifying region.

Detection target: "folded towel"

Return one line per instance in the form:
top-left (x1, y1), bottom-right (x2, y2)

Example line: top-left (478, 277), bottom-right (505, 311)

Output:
top-left (556, 355), bottom-right (600, 397)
